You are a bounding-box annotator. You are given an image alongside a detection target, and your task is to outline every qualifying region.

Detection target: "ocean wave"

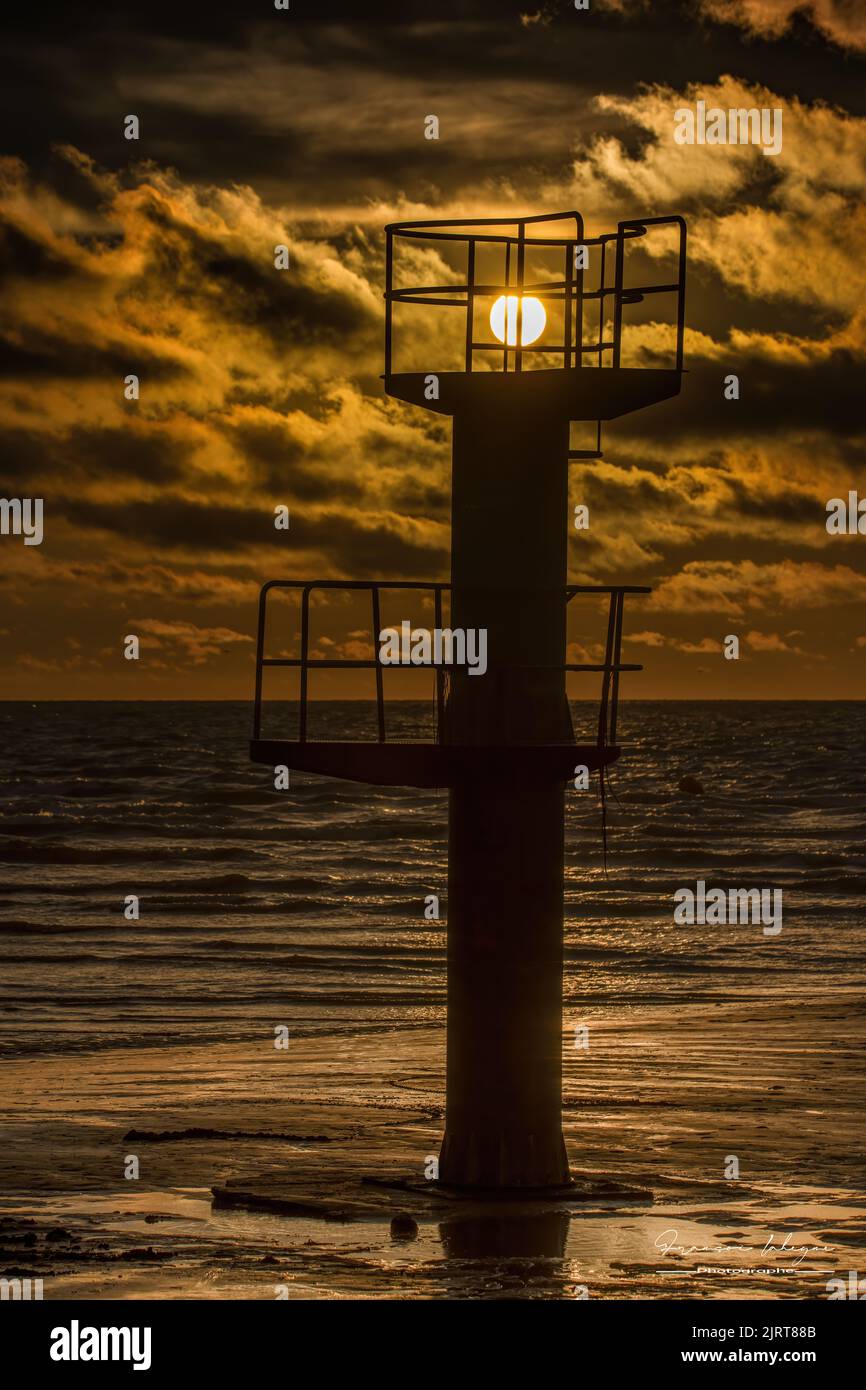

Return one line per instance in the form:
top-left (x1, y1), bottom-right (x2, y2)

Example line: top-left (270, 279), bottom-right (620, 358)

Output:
top-left (1, 700), bottom-right (865, 1051)
top-left (0, 840), bottom-right (265, 864)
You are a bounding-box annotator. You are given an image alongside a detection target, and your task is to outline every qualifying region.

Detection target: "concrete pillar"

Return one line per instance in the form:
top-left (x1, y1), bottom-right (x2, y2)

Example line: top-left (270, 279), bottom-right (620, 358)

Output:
top-left (439, 389), bottom-right (573, 1188)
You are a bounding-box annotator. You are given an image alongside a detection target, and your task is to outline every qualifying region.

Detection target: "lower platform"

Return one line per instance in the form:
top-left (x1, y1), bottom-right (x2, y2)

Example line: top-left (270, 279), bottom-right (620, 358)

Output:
top-left (250, 739), bottom-right (619, 787)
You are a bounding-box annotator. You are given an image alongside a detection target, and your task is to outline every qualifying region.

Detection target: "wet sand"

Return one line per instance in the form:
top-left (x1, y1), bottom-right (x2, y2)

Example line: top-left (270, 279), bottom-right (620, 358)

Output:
top-left (2, 996), bottom-right (864, 1299)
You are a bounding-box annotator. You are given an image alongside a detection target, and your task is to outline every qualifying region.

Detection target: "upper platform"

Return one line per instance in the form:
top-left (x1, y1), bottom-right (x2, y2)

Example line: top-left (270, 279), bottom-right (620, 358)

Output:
top-left (384, 211), bottom-right (686, 448)
top-left (384, 365), bottom-right (682, 421)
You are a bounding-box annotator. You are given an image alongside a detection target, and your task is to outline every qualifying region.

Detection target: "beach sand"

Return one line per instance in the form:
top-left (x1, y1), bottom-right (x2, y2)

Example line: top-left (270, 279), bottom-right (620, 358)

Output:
top-left (2, 995), bottom-right (864, 1299)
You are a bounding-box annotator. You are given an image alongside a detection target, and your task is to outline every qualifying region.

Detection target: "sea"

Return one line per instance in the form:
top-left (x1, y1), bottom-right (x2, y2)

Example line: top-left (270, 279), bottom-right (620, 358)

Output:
top-left (2, 699), bottom-right (864, 1060)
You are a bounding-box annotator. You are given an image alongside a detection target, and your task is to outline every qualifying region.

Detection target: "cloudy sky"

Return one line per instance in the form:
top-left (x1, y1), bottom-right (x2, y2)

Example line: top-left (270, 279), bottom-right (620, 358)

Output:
top-left (1, 0), bottom-right (864, 699)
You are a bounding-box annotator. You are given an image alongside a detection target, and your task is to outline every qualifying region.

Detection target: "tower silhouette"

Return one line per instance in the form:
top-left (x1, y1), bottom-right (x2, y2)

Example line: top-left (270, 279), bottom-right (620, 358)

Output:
top-left (252, 210), bottom-right (686, 1190)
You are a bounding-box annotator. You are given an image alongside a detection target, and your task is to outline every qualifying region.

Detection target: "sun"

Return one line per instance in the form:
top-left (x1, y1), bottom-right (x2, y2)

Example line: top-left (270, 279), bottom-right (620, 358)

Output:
top-left (489, 294), bottom-right (547, 347)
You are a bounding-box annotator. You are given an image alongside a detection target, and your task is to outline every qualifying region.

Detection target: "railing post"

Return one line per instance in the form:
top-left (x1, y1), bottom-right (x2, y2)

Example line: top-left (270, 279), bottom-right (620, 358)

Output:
top-left (465, 238), bottom-right (475, 373)
top-left (572, 213), bottom-right (584, 372)
top-left (563, 242), bottom-right (573, 372)
top-left (598, 240), bottom-right (607, 365)
top-left (515, 222), bottom-right (525, 373)
top-left (384, 228), bottom-right (394, 377)
top-left (253, 584), bottom-right (268, 740)
top-left (675, 217), bottom-right (687, 374)
top-left (503, 240), bottom-right (512, 373)
top-left (613, 227), bottom-right (626, 369)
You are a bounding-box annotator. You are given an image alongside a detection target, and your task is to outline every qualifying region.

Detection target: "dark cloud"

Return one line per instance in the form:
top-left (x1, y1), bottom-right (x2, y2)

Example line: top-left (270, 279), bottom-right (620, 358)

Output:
top-left (614, 352), bottom-right (866, 442)
top-left (384, 476), bottom-right (450, 518)
top-left (0, 425), bottom-right (193, 490)
top-left (126, 195), bottom-right (378, 351)
top-left (60, 498), bottom-right (287, 551)
top-left (3, 2), bottom-right (864, 209)
top-left (2, 0), bottom-right (865, 698)
top-left (0, 217), bottom-right (84, 285)
top-left (0, 329), bottom-right (189, 384)
top-left (218, 418), bottom-right (367, 503)
top-left (57, 496), bottom-right (448, 581)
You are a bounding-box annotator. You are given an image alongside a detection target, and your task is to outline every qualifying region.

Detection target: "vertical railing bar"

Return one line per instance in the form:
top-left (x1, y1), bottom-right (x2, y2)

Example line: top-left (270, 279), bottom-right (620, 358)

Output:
top-left (563, 242), bottom-right (573, 372)
top-left (609, 591), bottom-right (625, 746)
top-left (299, 586), bottom-right (311, 744)
top-left (598, 591), bottom-right (616, 747)
top-left (384, 229), bottom-right (394, 378)
top-left (503, 240), bottom-right (511, 373)
top-left (465, 238), bottom-right (476, 374)
top-left (598, 241), bottom-right (606, 366)
top-left (613, 225), bottom-right (625, 369)
top-left (574, 214), bottom-right (584, 371)
top-left (371, 585), bottom-right (385, 743)
top-left (434, 585), bottom-right (444, 742)
top-left (515, 222), bottom-right (525, 373)
top-left (253, 585), bottom-right (268, 740)
top-left (676, 219), bottom-right (687, 374)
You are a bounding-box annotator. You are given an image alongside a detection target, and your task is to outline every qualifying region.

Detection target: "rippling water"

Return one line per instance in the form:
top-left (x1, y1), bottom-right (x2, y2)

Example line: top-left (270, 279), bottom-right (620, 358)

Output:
top-left (1, 700), bottom-right (864, 1057)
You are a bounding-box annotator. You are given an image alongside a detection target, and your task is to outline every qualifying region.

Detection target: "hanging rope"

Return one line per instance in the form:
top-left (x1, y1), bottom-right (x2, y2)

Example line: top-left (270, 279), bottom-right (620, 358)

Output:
top-left (599, 764), bottom-right (609, 877)
top-left (598, 763), bottom-right (628, 878)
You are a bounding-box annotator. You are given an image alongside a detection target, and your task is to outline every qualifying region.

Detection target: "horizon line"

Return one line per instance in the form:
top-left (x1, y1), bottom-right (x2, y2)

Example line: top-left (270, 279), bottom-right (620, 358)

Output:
top-left (1, 697), bottom-right (864, 705)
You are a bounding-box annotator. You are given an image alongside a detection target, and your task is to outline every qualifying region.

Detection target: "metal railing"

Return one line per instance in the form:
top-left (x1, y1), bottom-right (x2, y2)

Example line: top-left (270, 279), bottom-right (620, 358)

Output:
top-left (253, 580), bottom-right (650, 749)
top-left (384, 211), bottom-right (686, 378)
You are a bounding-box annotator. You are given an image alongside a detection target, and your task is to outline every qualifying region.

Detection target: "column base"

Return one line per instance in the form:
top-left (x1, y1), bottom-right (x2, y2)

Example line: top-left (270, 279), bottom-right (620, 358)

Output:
top-left (439, 1126), bottom-right (570, 1190)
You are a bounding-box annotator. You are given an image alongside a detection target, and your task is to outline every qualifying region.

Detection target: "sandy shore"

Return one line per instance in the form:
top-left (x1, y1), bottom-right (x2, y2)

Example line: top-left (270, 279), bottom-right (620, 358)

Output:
top-left (2, 996), bottom-right (864, 1299)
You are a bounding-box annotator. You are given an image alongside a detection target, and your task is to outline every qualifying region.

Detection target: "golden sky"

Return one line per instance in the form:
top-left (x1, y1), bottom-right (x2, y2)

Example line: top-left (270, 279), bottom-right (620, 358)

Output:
top-left (1, 0), bottom-right (865, 699)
